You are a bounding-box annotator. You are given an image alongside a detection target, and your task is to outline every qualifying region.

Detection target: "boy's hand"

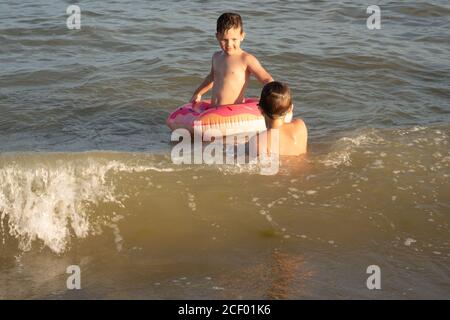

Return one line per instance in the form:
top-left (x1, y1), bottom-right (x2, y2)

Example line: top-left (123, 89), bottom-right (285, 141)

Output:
top-left (190, 93), bottom-right (202, 103)
top-left (190, 94), bottom-right (202, 111)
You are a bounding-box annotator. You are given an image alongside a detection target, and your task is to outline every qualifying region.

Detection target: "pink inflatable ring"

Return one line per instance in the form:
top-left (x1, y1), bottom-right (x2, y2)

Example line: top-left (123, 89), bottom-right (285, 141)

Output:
top-left (167, 98), bottom-right (292, 136)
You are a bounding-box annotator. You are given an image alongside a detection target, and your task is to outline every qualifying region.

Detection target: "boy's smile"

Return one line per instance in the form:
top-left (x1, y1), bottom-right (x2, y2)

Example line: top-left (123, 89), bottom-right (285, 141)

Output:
top-left (216, 27), bottom-right (245, 55)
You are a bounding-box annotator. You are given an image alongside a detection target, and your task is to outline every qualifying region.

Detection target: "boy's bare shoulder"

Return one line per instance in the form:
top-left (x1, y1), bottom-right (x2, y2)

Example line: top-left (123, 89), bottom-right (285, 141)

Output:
top-left (292, 118), bottom-right (306, 126)
top-left (242, 51), bottom-right (259, 62)
top-left (292, 118), bottom-right (307, 132)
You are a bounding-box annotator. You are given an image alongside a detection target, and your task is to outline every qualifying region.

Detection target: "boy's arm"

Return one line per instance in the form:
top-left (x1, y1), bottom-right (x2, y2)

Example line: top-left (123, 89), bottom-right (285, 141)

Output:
top-left (247, 54), bottom-right (274, 84)
top-left (190, 56), bottom-right (215, 103)
top-left (190, 73), bottom-right (213, 102)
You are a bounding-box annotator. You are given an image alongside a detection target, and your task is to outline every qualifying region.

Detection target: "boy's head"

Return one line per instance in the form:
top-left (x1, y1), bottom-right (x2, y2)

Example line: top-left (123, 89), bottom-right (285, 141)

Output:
top-left (259, 81), bottom-right (293, 120)
top-left (216, 13), bottom-right (245, 55)
top-left (216, 12), bottom-right (243, 34)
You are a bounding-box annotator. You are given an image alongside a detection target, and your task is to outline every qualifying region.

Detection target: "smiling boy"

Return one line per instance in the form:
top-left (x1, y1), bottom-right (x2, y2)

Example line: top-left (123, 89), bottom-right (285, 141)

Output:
top-left (190, 13), bottom-right (274, 108)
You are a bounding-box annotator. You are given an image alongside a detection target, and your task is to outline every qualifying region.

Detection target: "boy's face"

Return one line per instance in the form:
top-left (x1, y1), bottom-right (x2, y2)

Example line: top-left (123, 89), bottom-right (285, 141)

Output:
top-left (216, 27), bottom-right (245, 55)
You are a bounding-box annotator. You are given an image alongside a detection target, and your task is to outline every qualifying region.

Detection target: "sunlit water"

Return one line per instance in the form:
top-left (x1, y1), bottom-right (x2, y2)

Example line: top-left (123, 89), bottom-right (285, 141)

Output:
top-left (0, 1), bottom-right (449, 299)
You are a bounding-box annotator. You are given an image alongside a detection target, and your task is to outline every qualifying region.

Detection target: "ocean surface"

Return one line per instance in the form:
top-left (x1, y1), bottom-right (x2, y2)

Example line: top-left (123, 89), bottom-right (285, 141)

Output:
top-left (0, 0), bottom-right (449, 299)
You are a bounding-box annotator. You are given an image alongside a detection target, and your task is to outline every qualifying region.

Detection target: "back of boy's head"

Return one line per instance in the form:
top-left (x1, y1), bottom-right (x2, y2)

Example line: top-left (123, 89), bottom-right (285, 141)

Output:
top-left (217, 13), bottom-right (243, 34)
top-left (259, 81), bottom-right (292, 119)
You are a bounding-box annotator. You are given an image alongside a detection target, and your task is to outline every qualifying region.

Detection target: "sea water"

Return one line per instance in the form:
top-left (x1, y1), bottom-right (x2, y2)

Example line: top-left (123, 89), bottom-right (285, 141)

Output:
top-left (0, 0), bottom-right (449, 299)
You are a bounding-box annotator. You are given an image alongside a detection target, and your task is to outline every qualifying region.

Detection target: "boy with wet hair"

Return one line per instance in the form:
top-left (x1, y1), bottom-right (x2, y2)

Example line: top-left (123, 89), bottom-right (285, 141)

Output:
top-left (255, 81), bottom-right (307, 156)
top-left (190, 12), bottom-right (274, 108)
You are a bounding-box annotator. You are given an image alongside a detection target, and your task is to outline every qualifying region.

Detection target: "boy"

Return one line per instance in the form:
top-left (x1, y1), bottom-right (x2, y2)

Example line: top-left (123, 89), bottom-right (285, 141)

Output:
top-left (254, 81), bottom-right (307, 156)
top-left (190, 12), bottom-right (273, 109)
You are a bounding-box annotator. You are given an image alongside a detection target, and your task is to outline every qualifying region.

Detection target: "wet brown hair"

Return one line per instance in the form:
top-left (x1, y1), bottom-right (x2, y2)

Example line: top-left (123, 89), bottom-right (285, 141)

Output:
top-left (216, 13), bottom-right (243, 35)
top-left (259, 81), bottom-right (292, 119)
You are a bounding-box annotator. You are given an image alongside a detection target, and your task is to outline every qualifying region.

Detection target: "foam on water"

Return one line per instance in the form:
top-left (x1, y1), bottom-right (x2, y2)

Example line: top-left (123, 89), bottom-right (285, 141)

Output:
top-left (0, 159), bottom-right (114, 253)
top-left (319, 129), bottom-right (385, 168)
top-left (0, 154), bottom-right (182, 254)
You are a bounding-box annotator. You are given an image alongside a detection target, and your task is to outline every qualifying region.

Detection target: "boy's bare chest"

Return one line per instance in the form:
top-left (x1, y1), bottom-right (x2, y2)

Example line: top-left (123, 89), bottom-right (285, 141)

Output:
top-left (214, 56), bottom-right (247, 77)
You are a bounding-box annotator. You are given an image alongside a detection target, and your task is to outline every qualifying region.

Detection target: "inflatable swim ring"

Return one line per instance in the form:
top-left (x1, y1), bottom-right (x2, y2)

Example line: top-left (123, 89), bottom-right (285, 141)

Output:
top-left (167, 98), bottom-right (292, 136)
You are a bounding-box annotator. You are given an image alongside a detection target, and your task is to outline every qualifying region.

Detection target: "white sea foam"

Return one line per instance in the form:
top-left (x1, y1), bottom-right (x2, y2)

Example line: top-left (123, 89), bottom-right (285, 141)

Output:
top-left (0, 157), bottom-right (176, 254)
top-left (187, 192), bottom-right (196, 211)
top-left (319, 130), bottom-right (385, 168)
top-left (0, 160), bottom-right (123, 253)
top-left (371, 159), bottom-right (384, 169)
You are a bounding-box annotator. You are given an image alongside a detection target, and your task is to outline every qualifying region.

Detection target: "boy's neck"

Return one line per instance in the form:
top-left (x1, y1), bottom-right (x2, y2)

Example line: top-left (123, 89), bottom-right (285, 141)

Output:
top-left (265, 118), bottom-right (284, 129)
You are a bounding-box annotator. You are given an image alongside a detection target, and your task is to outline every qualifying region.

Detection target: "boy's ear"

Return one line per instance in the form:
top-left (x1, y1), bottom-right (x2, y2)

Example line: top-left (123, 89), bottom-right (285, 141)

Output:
top-left (241, 31), bottom-right (246, 41)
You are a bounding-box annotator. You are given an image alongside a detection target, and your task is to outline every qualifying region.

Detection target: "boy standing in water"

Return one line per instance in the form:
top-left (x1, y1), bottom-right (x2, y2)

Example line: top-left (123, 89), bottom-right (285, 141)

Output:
top-left (255, 81), bottom-right (307, 156)
top-left (190, 12), bottom-right (274, 108)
